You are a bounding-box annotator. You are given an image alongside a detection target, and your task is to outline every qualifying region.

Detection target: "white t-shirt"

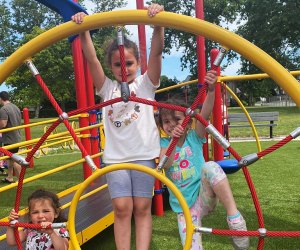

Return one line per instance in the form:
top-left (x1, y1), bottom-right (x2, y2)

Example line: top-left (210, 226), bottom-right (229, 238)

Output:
top-left (96, 72), bottom-right (160, 163)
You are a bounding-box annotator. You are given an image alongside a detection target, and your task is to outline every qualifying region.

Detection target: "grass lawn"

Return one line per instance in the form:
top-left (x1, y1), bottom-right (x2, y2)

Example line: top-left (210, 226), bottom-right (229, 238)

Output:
top-left (81, 140), bottom-right (300, 250)
top-left (227, 106), bottom-right (300, 137)
top-left (21, 106), bottom-right (300, 139)
top-left (0, 150), bottom-right (84, 218)
top-left (0, 106), bottom-right (299, 249)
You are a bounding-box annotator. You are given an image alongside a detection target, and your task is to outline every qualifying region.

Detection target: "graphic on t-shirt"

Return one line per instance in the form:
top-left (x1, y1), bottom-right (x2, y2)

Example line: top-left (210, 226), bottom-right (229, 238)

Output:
top-left (168, 146), bottom-right (196, 187)
top-left (25, 228), bottom-right (69, 250)
top-left (108, 102), bottom-right (141, 128)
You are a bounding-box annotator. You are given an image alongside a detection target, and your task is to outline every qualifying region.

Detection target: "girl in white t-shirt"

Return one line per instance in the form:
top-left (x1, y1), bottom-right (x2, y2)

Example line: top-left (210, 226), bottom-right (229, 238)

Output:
top-left (72, 4), bottom-right (164, 249)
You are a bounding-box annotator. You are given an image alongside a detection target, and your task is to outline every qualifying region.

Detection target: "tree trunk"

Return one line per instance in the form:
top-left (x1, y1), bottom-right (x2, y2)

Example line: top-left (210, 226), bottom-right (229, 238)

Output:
top-left (34, 103), bottom-right (40, 118)
top-left (61, 102), bottom-right (66, 111)
top-left (248, 93), bottom-right (255, 106)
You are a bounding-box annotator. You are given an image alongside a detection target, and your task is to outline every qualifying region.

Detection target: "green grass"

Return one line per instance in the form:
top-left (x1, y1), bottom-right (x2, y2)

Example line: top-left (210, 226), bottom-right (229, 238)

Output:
top-left (21, 117), bottom-right (79, 141)
top-left (0, 106), bottom-right (299, 249)
top-left (0, 151), bottom-right (83, 218)
top-left (227, 106), bottom-right (300, 137)
top-left (22, 106), bottom-right (300, 139)
top-left (81, 141), bottom-right (300, 250)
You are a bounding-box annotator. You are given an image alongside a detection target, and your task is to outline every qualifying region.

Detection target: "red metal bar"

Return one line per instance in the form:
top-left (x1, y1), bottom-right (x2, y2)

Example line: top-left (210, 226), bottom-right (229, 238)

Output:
top-left (33, 74), bottom-right (90, 160)
top-left (136, 0), bottom-right (163, 216)
top-left (72, 36), bottom-right (92, 179)
top-left (195, 0), bottom-right (209, 160)
top-left (210, 48), bottom-right (223, 161)
top-left (153, 178), bottom-right (164, 216)
top-left (83, 58), bottom-right (100, 169)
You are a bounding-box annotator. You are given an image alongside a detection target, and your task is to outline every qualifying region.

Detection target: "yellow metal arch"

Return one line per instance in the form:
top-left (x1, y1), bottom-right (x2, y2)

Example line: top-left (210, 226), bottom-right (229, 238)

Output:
top-left (0, 10), bottom-right (300, 106)
top-left (68, 163), bottom-right (193, 250)
top-left (221, 82), bottom-right (262, 152)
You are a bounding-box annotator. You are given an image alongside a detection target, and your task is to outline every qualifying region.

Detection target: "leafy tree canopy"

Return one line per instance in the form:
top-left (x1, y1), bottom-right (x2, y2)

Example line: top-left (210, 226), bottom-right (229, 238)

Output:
top-left (1, 0), bottom-right (299, 109)
top-left (236, 0), bottom-right (300, 104)
top-left (0, 0), bottom-right (126, 114)
top-left (151, 0), bottom-right (299, 105)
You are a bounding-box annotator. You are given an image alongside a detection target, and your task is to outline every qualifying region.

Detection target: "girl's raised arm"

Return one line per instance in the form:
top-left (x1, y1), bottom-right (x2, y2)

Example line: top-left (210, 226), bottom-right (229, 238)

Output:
top-left (72, 13), bottom-right (106, 93)
top-left (195, 70), bottom-right (217, 138)
top-left (146, 4), bottom-right (164, 86)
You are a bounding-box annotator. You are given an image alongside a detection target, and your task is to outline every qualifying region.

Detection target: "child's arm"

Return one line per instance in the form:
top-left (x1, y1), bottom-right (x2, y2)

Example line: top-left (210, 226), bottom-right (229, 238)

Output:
top-left (160, 147), bottom-right (175, 169)
top-left (159, 125), bottom-right (184, 169)
top-left (71, 13), bottom-right (106, 93)
top-left (147, 3), bottom-right (164, 86)
top-left (40, 222), bottom-right (69, 250)
top-left (195, 70), bottom-right (218, 138)
top-left (6, 209), bottom-right (26, 245)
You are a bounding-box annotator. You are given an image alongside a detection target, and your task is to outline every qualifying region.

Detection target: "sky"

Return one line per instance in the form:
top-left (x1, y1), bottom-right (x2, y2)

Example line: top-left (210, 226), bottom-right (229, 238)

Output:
top-left (0, 0), bottom-right (241, 92)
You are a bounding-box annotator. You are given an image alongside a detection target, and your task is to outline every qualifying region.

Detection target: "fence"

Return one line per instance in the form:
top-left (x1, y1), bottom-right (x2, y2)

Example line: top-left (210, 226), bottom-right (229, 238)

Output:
top-left (261, 95), bottom-right (296, 107)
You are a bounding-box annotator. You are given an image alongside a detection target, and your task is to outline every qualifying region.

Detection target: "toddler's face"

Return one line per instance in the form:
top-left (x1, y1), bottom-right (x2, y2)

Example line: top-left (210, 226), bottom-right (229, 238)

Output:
top-left (29, 198), bottom-right (58, 224)
top-left (161, 111), bottom-right (185, 137)
top-left (110, 48), bottom-right (139, 84)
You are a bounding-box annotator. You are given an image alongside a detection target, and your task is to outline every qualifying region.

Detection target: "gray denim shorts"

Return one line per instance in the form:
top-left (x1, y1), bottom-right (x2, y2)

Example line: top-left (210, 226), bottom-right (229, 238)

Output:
top-left (105, 160), bottom-right (156, 199)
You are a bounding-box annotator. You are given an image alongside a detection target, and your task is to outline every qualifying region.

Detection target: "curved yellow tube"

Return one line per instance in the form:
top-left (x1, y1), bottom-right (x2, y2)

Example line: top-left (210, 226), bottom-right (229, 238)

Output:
top-left (68, 163), bottom-right (193, 250)
top-left (222, 83), bottom-right (262, 152)
top-left (0, 10), bottom-right (300, 106)
top-left (220, 70), bottom-right (300, 82)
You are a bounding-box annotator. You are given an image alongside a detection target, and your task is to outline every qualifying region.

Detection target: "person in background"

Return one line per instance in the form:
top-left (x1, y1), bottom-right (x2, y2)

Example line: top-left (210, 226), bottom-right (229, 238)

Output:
top-left (0, 132), bottom-right (7, 175)
top-left (0, 91), bottom-right (22, 184)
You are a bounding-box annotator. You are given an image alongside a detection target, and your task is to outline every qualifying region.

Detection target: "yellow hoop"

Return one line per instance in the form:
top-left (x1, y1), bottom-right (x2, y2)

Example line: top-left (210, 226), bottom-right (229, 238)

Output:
top-left (68, 163), bottom-right (193, 250)
top-left (0, 10), bottom-right (300, 106)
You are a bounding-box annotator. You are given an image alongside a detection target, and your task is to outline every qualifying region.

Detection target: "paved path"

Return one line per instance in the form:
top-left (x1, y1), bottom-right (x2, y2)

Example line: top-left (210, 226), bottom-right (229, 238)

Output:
top-left (230, 135), bottom-right (300, 142)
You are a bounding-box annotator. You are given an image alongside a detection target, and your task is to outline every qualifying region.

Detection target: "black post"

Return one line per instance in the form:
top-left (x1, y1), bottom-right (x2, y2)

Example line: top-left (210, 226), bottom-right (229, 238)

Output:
top-left (270, 121), bottom-right (274, 138)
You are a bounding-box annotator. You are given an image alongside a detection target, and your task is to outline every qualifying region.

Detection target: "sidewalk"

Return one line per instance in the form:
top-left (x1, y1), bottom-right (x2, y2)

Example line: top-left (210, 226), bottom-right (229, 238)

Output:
top-left (229, 135), bottom-right (300, 142)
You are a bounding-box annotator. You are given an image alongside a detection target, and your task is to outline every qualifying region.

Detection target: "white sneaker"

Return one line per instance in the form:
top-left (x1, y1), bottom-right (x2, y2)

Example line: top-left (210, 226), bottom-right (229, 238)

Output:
top-left (227, 215), bottom-right (250, 250)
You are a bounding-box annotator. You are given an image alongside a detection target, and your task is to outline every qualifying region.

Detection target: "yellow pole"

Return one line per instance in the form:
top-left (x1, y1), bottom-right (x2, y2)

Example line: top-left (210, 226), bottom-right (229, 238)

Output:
top-left (0, 114), bottom-right (81, 133)
top-left (0, 152), bottom-right (102, 193)
top-left (222, 83), bottom-right (262, 152)
top-left (220, 70), bottom-right (300, 82)
top-left (155, 70), bottom-right (300, 94)
top-left (1, 123), bottom-right (100, 150)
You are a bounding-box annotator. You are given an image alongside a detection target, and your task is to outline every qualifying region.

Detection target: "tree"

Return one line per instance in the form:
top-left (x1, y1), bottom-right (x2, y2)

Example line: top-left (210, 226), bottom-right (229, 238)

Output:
top-left (148, 1), bottom-right (300, 105)
top-left (236, 0), bottom-right (300, 104)
top-left (156, 75), bottom-right (180, 102)
top-left (6, 27), bottom-right (74, 117)
top-left (0, 0), bottom-right (127, 116)
top-left (0, 0), bottom-right (71, 116)
top-left (238, 0), bottom-right (300, 69)
top-left (147, 0), bottom-right (246, 76)
top-left (0, 0), bottom-right (60, 59)
top-left (0, 1), bottom-right (11, 62)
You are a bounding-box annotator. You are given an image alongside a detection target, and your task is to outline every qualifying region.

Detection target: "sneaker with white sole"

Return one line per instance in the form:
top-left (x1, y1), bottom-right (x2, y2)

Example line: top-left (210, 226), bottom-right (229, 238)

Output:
top-left (227, 215), bottom-right (250, 250)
